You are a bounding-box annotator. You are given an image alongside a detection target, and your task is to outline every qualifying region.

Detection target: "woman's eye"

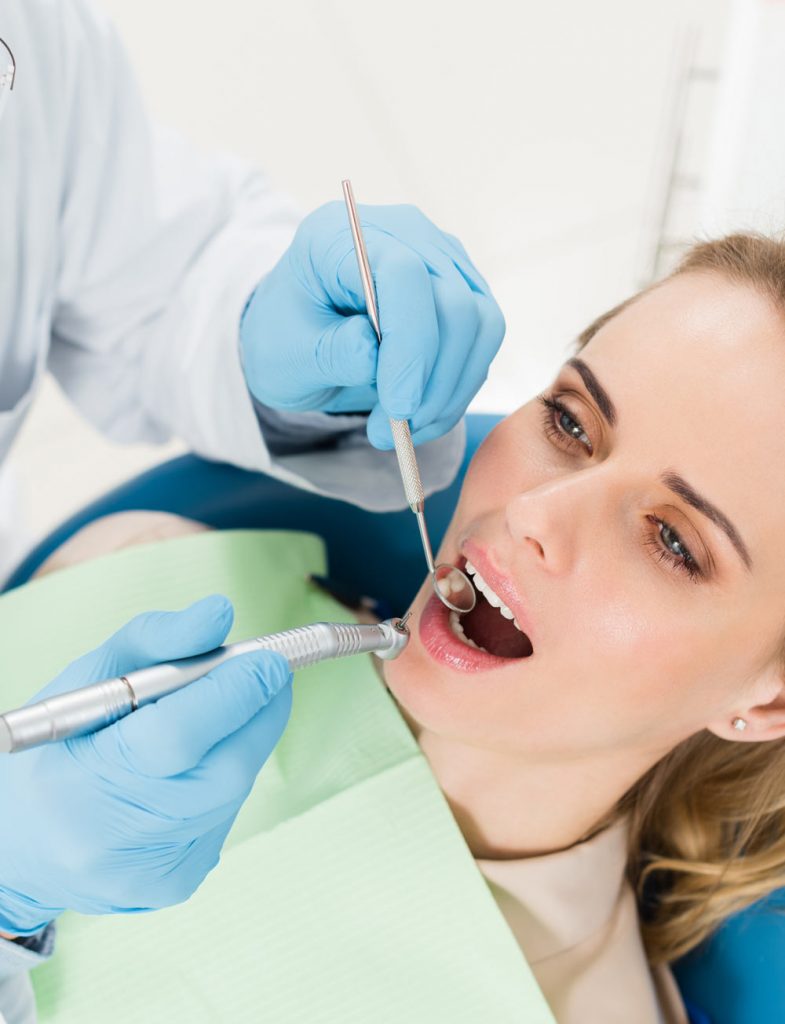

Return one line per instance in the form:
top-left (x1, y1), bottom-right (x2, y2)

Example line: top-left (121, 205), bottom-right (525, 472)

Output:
top-left (536, 393), bottom-right (593, 454)
top-left (537, 393), bottom-right (593, 454)
top-left (535, 392), bottom-right (704, 582)
top-left (643, 517), bottom-right (702, 582)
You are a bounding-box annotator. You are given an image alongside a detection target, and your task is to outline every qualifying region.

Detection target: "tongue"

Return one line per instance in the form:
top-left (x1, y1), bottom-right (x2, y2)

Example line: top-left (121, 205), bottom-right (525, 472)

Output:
top-left (462, 589), bottom-right (533, 658)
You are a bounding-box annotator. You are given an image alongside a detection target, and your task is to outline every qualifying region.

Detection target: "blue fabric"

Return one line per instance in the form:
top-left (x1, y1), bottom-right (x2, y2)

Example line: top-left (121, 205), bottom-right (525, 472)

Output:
top-left (4, 413), bottom-right (499, 609)
top-left (6, 409), bottom-right (778, 1021)
top-left (683, 997), bottom-right (713, 1024)
top-left (672, 893), bottom-right (785, 1023)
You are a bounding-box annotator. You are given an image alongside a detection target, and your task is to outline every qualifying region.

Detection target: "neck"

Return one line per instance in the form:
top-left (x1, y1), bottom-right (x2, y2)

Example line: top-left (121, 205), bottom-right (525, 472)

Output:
top-left (393, 700), bottom-right (660, 860)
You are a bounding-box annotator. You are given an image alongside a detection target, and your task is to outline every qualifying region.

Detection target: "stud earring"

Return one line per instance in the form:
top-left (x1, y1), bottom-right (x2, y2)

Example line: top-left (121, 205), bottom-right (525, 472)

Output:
top-left (732, 717), bottom-right (747, 732)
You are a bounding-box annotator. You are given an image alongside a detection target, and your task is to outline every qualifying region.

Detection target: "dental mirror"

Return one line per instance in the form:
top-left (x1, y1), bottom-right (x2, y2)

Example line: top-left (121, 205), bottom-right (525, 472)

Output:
top-left (432, 563), bottom-right (476, 614)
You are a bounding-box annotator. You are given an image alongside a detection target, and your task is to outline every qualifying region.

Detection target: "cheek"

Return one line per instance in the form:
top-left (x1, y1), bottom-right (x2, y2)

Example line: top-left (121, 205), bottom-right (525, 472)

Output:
top-left (386, 573), bottom-right (732, 755)
top-left (578, 579), bottom-right (676, 709)
top-left (445, 420), bottom-right (526, 533)
top-left (574, 576), bottom-right (745, 736)
top-left (466, 420), bottom-right (525, 490)
top-left (583, 576), bottom-right (664, 663)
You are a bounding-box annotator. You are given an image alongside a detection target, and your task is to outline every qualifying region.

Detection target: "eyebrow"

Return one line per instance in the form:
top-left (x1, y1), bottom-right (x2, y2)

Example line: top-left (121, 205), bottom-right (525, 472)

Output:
top-left (565, 356), bottom-right (753, 573)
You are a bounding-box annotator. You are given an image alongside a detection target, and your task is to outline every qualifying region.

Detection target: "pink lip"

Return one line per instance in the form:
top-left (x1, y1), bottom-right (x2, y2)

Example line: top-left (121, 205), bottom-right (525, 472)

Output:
top-left (461, 537), bottom-right (535, 644)
top-left (418, 590), bottom-right (526, 672)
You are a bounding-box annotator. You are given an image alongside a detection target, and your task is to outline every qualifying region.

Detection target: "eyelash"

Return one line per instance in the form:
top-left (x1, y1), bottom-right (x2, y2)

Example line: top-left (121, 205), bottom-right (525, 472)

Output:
top-left (536, 393), bottom-right (703, 582)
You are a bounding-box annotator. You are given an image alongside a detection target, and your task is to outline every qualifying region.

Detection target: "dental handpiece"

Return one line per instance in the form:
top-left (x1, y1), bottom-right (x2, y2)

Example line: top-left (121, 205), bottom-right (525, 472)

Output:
top-left (0, 617), bottom-right (410, 754)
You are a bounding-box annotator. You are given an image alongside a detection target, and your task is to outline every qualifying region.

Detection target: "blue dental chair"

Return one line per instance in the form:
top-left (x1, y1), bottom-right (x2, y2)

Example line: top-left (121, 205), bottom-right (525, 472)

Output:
top-left (4, 412), bottom-right (782, 1024)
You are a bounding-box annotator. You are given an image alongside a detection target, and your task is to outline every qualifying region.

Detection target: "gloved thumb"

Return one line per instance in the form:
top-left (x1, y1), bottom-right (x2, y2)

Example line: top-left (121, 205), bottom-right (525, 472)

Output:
top-left (33, 595), bottom-right (234, 703)
top-left (311, 315), bottom-right (378, 390)
top-left (102, 594), bottom-right (235, 674)
top-left (92, 648), bottom-right (293, 777)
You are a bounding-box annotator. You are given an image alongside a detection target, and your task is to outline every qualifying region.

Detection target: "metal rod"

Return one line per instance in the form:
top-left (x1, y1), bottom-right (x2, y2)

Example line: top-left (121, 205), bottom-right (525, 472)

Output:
top-left (341, 182), bottom-right (428, 513)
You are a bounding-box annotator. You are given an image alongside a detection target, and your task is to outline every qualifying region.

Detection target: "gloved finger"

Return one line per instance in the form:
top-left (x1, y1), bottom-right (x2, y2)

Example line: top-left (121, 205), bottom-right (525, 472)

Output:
top-left (318, 202), bottom-right (488, 308)
top-left (247, 309), bottom-right (378, 415)
top-left (406, 413), bottom-right (463, 448)
top-left (368, 295), bottom-right (505, 450)
top-left (406, 295), bottom-right (506, 446)
top-left (311, 314), bottom-right (378, 391)
top-left (367, 275), bottom-right (478, 448)
top-left (35, 595), bottom-right (234, 702)
top-left (365, 400), bottom-right (395, 450)
top-left (354, 203), bottom-right (490, 296)
top-left (337, 202), bottom-right (477, 281)
top-left (405, 301), bottom-right (509, 450)
top-left (194, 683), bottom-right (292, 796)
top-left (101, 813), bottom-right (237, 913)
top-left (139, 683), bottom-right (293, 821)
top-left (440, 230), bottom-right (471, 263)
top-left (142, 817), bottom-right (237, 911)
top-left (405, 229), bottom-right (493, 311)
top-left (365, 271), bottom-right (476, 448)
top-left (367, 397), bottom-right (460, 451)
top-left (101, 595), bottom-right (235, 674)
top-left (337, 237), bottom-right (439, 422)
top-left (153, 684), bottom-right (293, 820)
top-left (91, 649), bottom-right (292, 778)
top-left (438, 233), bottom-right (492, 295)
top-left (329, 212), bottom-right (444, 303)
top-left (409, 289), bottom-right (504, 436)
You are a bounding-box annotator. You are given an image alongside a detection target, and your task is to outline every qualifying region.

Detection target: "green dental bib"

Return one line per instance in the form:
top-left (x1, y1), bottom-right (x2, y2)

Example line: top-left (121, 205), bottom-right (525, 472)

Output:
top-left (0, 530), bottom-right (555, 1023)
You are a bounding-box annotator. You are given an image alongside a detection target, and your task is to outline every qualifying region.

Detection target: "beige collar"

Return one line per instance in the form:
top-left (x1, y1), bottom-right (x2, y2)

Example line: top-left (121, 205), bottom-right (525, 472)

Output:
top-left (474, 816), bottom-right (630, 963)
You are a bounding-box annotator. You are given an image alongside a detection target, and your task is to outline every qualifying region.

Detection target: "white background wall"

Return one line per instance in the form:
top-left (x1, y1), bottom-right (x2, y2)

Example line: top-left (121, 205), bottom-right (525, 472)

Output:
top-left (8, 0), bottom-right (773, 563)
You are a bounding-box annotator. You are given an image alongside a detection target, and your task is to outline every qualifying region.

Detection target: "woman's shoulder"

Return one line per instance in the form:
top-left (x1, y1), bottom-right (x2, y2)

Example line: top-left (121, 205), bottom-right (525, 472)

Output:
top-left (476, 817), bottom-right (690, 1023)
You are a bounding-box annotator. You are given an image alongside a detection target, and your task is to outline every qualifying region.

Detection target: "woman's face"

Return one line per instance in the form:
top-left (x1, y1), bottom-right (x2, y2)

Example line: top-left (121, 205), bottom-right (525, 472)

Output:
top-left (383, 272), bottom-right (785, 762)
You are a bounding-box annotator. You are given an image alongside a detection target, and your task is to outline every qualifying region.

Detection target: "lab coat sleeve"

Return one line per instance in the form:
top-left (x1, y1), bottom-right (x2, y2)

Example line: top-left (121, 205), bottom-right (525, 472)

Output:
top-left (0, 924), bottom-right (55, 1024)
top-left (47, 0), bottom-right (465, 512)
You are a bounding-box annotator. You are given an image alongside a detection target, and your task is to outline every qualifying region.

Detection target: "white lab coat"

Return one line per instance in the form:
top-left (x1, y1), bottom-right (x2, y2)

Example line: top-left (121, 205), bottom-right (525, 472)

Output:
top-left (0, 0), bottom-right (464, 519)
top-left (0, 0), bottom-right (465, 1019)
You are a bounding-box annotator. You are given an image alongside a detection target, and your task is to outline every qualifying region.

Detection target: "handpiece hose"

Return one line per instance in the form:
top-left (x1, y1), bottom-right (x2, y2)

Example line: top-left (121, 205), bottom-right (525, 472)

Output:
top-left (0, 618), bottom-right (409, 754)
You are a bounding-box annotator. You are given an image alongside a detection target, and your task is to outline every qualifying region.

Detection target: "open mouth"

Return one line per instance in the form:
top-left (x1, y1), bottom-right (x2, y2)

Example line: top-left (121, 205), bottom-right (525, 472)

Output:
top-left (449, 555), bottom-right (534, 659)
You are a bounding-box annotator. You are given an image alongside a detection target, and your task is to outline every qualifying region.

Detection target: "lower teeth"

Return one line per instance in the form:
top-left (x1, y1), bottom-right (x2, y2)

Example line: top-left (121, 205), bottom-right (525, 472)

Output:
top-left (448, 610), bottom-right (488, 653)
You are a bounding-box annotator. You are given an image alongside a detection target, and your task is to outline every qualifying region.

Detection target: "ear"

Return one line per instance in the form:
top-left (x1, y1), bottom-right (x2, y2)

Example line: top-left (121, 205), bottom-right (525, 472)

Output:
top-left (706, 661), bottom-right (785, 742)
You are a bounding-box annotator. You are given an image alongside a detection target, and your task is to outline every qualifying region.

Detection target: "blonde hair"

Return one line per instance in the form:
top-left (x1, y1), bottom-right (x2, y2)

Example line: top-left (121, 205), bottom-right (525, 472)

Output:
top-left (574, 232), bottom-right (785, 965)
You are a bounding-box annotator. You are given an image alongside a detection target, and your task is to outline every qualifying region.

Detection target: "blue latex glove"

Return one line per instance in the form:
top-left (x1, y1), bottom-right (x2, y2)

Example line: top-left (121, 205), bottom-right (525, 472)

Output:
top-left (0, 595), bottom-right (292, 936)
top-left (240, 202), bottom-right (506, 450)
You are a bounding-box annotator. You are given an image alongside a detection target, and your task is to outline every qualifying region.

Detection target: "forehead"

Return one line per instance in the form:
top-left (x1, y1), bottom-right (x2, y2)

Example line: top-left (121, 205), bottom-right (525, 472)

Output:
top-left (575, 272), bottom-right (785, 576)
top-left (601, 272), bottom-right (785, 363)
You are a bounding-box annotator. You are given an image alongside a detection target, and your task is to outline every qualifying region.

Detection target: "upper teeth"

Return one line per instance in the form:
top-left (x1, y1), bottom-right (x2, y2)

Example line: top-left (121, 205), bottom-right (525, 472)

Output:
top-left (465, 560), bottom-right (525, 633)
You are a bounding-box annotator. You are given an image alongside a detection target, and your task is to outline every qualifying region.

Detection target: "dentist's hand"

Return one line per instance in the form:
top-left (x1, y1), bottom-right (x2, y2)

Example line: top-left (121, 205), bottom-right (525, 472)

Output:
top-left (240, 202), bottom-right (506, 450)
top-left (0, 595), bottom-right (292, 936)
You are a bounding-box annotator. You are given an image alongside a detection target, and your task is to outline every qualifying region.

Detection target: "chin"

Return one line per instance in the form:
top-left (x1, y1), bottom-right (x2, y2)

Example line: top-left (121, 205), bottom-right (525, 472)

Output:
top-left (381, 630), bottom-right (495, 741)
top-left (382, 651), bottom-right (458, 735)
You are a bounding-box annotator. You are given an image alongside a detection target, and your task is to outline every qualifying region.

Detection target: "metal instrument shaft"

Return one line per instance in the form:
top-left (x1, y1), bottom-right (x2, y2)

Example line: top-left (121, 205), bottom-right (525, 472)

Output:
top-left (341, 180), bottom-right (475, 615)
top-left (0, 617), bottom-right (410, 754)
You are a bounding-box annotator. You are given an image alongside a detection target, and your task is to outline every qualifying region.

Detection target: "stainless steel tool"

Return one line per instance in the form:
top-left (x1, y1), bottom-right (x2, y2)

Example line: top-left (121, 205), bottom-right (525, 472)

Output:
top-left (0, 616), bottom-right (410, 754)
top-left (341, 180), bottom-right (475, 615)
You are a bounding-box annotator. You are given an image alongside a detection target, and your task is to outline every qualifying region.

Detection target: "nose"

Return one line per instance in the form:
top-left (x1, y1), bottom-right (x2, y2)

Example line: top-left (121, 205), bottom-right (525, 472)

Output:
top-left (505, 471), bottom-right (606, 574)
top-left (505, 491), bottom-right (552, 567)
